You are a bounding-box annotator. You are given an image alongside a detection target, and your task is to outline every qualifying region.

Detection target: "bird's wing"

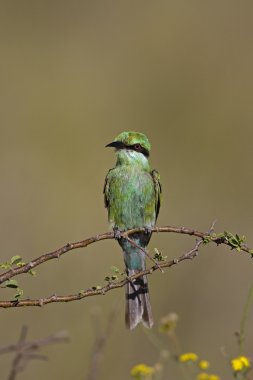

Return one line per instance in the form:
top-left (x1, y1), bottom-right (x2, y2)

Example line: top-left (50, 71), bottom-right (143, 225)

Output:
top-left (103, 169), bottom-right (112, 208)
top-left (151, 169), bottom-right (162, 220)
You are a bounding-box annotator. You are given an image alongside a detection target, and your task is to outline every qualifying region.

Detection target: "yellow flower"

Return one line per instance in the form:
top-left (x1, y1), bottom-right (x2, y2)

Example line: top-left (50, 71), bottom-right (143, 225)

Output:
top-left (209, 375), bottom-right (220, 380)
top-left (179, 352), bottom-right (198, 362)
top-left (239, 356), bottom-right (250, 368)
top-left (231, 358), bottom-right (243, 371)
top-left (231, 356), bottom-right (250, 372)
top-left (196, 374), bottom-right (220, 380)
top-left (199, 360), bottom-right (210, 370)
top-left (197, 373), bottom-right (209, 380)
top-left (159, 313), bottom-right (179, 333)
top-left (131, 364), bottom-right (155, 379)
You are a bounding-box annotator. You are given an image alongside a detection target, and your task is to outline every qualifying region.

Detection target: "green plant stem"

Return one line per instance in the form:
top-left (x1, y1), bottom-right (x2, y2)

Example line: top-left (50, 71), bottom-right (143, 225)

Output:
top-left (239, 278), bottom-right (253, 354)
top-left (142, 327), bottom-right (165, 352)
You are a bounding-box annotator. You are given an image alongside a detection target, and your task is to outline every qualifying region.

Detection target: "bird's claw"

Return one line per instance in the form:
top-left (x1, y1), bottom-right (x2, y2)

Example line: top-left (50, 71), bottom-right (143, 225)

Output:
top-left (144, 227), bottom-right (152, 235)
top-left (113, 228), bottom-right (122, 240)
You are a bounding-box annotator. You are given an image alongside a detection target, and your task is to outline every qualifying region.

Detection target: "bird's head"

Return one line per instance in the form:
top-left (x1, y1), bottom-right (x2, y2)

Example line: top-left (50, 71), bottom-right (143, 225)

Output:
top-left (106, 131), bottom-right (151, 161)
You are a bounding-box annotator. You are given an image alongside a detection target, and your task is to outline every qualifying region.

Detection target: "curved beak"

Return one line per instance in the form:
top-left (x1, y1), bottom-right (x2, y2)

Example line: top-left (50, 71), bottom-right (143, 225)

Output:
top-left (105, 141), bottom-right (124, 148)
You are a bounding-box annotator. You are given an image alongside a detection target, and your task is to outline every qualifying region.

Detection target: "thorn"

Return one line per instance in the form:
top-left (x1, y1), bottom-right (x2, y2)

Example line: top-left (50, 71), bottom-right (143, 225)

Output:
top-left (39, 299), bottom-right (44, 307)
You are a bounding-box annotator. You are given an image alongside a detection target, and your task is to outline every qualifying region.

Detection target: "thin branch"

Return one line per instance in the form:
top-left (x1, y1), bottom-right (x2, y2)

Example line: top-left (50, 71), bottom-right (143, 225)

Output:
top-left (86, 304), bottom-right (118, 380)
top-left (124, 235), bottom-right (164, 272)
top-left (0, 225), bottom-right (250, 286)
top-left (8, 326), bottom-right (28, 380)
top-left (237, 277), bottom-right (253, 354)
top-left (1, 327), bottom-right (69, 380)
top-left (0, 231), bottom-right (114, 285)
top-left (0, 225), bottom-right (251, 309)
top-left (0, 330), bottom-right (69, 355)
top-left (0, 249), bottom-right (200, 308)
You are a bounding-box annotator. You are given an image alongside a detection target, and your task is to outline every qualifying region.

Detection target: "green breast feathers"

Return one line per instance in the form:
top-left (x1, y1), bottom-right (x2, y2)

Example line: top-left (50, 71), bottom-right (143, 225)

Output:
top-left (104, 166), bottom-right (161, 230)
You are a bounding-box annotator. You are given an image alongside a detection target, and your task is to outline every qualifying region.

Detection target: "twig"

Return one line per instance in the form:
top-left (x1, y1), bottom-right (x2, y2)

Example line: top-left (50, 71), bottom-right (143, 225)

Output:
top-left (176, 220), bottom-right (217, 262)
top-left (123, 235), bottom-right (164, 272)
top-left (8, 325), bottom-right (28, 380)
top-left (0, 327), bottom-right (70, 380)
top-left (178, 238), bottom-right (202, 261)
top-left (86, 304), bottom-right (119, 380)
top-left (0, 330), bottom-right (69, 355)
top-left (0, 251), bottom-right (197, 308)
top-left (0, 225), bottom-right (251, 308)
top-left (0, 225), bottom-right (250, 285)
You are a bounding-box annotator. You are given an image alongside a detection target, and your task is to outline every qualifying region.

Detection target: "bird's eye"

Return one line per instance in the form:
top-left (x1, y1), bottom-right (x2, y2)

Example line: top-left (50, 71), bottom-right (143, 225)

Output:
top-left (134, 144), bottom-right (142, 151)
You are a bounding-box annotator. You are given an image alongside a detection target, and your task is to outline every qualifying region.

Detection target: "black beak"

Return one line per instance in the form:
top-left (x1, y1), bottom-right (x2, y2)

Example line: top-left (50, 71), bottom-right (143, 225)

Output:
top-left (105, 141), bottom-right (125, 148)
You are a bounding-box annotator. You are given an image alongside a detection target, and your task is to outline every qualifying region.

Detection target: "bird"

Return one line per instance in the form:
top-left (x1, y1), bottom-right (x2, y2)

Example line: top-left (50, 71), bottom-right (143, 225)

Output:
top-left (104, 131), bottom-right (161, 329)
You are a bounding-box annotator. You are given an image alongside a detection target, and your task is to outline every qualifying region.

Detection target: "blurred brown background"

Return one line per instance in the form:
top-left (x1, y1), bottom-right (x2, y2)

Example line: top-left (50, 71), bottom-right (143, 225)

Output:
top-left (0, 1), bottom-right (253, 379)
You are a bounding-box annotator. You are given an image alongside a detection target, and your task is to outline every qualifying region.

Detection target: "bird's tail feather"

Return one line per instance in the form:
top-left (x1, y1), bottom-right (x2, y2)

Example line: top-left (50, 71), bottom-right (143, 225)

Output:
top-left (125, 269), bottom-right (153, 330)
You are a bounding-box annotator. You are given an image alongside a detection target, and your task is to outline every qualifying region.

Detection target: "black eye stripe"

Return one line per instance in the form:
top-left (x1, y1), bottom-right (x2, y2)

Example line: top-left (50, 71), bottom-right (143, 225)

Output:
top-left (108, 141), bottom-right (150, 157)
top-left (126, 144), bottom-right (149, 158)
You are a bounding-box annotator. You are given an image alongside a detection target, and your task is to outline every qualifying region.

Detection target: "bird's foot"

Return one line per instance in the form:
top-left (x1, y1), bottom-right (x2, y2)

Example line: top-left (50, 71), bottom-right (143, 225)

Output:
top-left (113, 228), bottom-right (122, 240)
top-left (144, 226), bottom-right (152, 235)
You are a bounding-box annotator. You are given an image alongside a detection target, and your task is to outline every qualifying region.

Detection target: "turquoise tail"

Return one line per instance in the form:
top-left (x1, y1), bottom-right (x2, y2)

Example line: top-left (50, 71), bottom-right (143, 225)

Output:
top-left (125, 269), bottom-right (153, 329)
top-left (119, 233), bottom-right (153, 330)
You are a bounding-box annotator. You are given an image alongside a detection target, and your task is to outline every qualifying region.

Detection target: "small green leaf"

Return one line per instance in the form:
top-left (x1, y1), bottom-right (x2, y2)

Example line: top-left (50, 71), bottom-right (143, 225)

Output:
top-left (16, 262), bottom-right (26, 267)
top-left (14, 288), bottom-right (23, 299)
top-left (5, 279), bottom-right (18, 288)
top-left (153, 248), bottom-right (167, 261)
top-left (217, 232), bottom-right (225, 238)
top-left (230, 239), bottom-right (238, 248)
top-left (0, 263), bottom-right (11, 269)
top-left (202, 236), bottom-right (211, 244)
top-left (111, 266), bottom-right (120, 274)
top-left (10, 255), bottom-right (22, 266)
top-left (28, 269), bottom-right (36, 276)
top-left (91, 285), bottom-right (102, 290)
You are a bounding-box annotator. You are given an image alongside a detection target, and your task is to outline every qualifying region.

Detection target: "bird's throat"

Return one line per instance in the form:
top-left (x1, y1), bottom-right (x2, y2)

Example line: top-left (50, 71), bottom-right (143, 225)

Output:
top-left (116, 149), bottom-right (150, 170)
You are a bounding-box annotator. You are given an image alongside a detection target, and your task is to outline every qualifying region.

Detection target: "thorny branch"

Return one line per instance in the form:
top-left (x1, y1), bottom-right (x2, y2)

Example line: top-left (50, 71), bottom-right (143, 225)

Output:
top-left (124, 235), bottom-right (164, 272)
top-left (0, 225), bottom-right (251, 309)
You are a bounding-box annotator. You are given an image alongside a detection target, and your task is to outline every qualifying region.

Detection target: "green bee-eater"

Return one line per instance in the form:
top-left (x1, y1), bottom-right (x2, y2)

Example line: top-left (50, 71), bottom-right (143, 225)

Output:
top-left (104, 131), bottom-right (161, 329)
